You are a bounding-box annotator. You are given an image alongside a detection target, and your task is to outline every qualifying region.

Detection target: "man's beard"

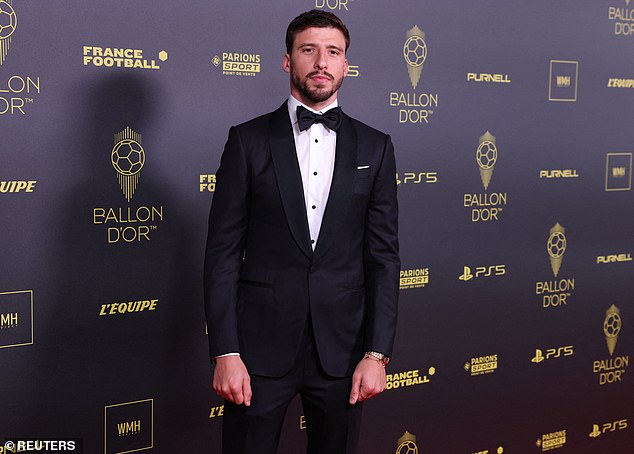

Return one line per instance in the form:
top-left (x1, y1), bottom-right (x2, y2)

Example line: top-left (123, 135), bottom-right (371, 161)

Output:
top-left (292, 70), bottom-right (344, 104)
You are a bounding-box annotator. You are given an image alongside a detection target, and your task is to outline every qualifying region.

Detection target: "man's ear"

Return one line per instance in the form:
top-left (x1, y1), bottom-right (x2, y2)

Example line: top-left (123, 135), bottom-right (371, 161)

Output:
top-left (343, 58), bottom-right (349, 77)
top-left (282, 53), bottom-right (291, 74)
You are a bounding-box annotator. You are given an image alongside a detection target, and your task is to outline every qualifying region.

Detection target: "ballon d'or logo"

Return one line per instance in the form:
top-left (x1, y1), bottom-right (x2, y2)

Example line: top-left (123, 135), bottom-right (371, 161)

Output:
top-left (112, 127), bottom-right (145, 202)
top-left (547, 223), bottom-right (566, 278)
top-left (403, 26), bottom-right (426, 90)
top-left (603, 304), bottom-right (621, 356)
top-left (395, 431), bottom-right (418, 454)
top-left (476, 131), bottom-right (497, 190)
top-left (0, 0), bottom-right (17, 40)
top-left (0, 0), bottom-right (17, 66)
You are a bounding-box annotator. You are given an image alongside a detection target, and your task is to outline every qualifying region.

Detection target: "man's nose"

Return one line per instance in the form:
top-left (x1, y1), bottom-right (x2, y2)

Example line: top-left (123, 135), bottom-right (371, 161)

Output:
top-left (313, 50), bottom-right (327, 69)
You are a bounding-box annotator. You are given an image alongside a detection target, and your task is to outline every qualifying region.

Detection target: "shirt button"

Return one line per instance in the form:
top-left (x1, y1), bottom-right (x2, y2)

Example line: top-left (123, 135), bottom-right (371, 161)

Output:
top-left (311, 205), bottom-right (316, 209)
top-left (311, 239), bottom-right (315, 244)
top-left (314, 139), bottom-right (319, 143)
top-left (313, 171), bottom-right (318, 176)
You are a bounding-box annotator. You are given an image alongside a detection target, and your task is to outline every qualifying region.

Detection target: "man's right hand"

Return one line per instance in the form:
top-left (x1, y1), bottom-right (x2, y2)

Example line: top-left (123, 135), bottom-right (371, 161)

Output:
top-left (213, 355), bottom-right (252, 406)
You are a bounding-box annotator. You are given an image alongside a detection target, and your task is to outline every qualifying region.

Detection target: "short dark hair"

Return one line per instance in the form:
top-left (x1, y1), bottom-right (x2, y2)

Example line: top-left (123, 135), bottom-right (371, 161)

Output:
top-left (285, 10), bottom-right (350, 54)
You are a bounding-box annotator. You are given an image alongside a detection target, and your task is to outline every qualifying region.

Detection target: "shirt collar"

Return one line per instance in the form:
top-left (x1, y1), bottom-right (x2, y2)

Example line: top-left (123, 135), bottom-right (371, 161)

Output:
top-left (288, 95), bottom-right (339, 127)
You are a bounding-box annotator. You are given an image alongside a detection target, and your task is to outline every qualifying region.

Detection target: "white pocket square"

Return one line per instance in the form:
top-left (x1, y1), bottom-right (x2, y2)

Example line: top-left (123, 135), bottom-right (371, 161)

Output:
top-left (357, 165), bottom-right (370, 170)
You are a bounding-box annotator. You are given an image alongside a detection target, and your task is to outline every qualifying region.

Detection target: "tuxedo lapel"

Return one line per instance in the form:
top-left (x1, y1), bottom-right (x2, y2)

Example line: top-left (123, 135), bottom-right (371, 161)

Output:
top-left (269, 103), bottom-right (313, 259)
top-left (313, 113), bottom-right (357, 260)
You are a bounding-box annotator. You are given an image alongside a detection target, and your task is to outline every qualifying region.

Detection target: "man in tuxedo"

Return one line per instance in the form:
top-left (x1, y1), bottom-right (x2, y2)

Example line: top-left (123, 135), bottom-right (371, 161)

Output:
top-left (204, 10), bottom-right (399, 454)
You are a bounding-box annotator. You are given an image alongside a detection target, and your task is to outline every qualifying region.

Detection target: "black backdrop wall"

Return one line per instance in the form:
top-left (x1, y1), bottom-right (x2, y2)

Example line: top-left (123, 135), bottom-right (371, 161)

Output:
top-left (1, 0), bottom-right (633, 453)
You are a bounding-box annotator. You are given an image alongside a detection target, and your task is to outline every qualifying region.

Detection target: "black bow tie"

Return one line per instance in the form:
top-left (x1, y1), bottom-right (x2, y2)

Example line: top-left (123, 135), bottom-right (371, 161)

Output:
top-left (296, 105), bottom-right (342, 132)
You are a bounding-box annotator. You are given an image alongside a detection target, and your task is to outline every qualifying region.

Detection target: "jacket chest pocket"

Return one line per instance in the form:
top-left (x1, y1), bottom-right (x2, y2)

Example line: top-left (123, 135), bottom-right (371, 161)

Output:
top-left (353, 168), bottom-right (373, 195)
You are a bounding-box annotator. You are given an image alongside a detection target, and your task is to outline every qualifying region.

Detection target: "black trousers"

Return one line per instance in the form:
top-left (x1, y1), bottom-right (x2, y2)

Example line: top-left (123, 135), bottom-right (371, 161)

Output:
top-left (221, 322), bottom-right (363, 454)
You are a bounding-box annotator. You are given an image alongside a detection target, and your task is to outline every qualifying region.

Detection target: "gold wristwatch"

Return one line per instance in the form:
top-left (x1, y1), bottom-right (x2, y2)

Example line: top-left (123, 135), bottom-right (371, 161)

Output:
top-left (364, 351), bottom-right (391, 367)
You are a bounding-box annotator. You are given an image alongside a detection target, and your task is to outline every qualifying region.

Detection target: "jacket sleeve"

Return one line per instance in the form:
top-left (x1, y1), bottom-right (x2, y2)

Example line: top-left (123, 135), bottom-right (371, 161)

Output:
top-left (203, 126), bottom-right (249, 359)
top-left (363, 134), bottom-right (400, 358)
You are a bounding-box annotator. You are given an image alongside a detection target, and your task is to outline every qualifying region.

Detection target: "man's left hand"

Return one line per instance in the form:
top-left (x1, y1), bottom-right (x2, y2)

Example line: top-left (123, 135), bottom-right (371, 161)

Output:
top-left (348, 357), bottom-right (387, 404)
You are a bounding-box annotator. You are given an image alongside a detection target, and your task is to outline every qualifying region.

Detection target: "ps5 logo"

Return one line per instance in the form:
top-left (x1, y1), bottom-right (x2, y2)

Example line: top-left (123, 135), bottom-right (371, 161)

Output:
top-left (458, 264), bottom-right (506, 282)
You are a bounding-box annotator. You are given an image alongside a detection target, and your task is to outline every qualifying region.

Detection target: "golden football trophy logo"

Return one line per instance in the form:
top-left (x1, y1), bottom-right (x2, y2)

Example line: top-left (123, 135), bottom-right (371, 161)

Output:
top-left (476, 131), bottom-right (497, 190)
top-left (403, 26), bottom-right (426, 90)
top-left (395, 431), bottom-right (418, 454)
top-left (603, 304), bottom-right (621, 356)
top-left (0, 0), bottom-right (17, 66)
top-left (547, 223), bottom-right (566, 278)
top-left (112, 127), bottom-right (145, 202)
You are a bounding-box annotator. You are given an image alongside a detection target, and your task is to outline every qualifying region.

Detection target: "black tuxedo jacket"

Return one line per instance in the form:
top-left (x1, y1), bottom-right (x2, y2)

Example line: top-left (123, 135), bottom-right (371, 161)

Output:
top-left (204, 102), bottom-right (400, 378)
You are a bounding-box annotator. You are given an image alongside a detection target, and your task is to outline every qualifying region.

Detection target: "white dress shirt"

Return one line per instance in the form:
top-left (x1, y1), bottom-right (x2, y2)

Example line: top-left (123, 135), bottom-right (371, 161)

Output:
top-left (287, 95), bottom-right (338, 250)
